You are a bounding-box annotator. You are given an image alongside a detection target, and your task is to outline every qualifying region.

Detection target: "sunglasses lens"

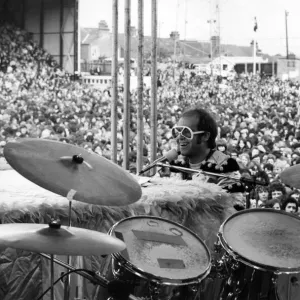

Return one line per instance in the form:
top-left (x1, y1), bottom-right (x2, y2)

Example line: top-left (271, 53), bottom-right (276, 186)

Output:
top-left (182, 127), bottom-right (192, 139)
top-left (172, 128), bottom-right (180, 139)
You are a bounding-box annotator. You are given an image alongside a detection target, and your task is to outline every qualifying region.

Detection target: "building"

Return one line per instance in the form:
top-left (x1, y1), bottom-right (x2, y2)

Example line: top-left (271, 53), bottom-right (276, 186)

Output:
top-left (210, 56), bottom-right (268, 73)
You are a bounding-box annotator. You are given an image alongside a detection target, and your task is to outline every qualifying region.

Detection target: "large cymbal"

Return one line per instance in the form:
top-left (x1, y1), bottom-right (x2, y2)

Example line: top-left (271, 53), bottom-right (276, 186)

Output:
top-left (280, 164), bottom-right (300, 189)
top-left (4, 138), bottom-right (142, 206)
top-left (0, 223), bottom-right (126, 256)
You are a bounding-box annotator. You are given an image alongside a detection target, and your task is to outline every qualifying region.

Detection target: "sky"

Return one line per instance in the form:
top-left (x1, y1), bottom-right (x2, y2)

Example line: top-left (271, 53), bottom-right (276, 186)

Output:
top-left (79, 0), bottom-right (300, 56)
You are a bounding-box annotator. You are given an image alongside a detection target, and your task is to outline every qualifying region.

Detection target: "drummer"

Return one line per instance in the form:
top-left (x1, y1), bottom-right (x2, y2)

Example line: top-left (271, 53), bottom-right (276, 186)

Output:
top-left (170, 107), bottom-right (245, 195)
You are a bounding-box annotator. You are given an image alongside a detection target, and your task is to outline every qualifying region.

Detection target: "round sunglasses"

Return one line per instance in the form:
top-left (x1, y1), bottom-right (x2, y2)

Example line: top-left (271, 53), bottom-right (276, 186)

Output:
top-left (171, 126), bottom-right (205, 141)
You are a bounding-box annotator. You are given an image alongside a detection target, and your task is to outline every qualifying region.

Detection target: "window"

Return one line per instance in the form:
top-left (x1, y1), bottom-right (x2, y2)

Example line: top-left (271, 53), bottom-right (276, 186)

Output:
top-left (287, 60), bottom-right (295, 68)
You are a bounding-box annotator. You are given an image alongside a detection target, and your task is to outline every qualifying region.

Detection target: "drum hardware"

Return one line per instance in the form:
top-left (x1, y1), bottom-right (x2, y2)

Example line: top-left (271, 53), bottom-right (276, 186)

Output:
top-left (113, 260), bottom-right (126, 278)
top-left (149, 282), bottom-right (160, 298)
top-left (157, 162), bottom-right (241, 182)
top-left (0, 222), bottom-right (126, 300)
top-left (3, 138), bottom-right (142, 206)
top-left (3, 138), bottom-right (142, 300)
top-left (41, 254), bottom-right (143, 300)
top-left (214, 240), bottom-right (223, 253)
top-left (96, 216), bottom-right (211, 300)
top-left (217, 209), bottom-right (300, 300)
top-left (291, 276), bottom-right (299, 286)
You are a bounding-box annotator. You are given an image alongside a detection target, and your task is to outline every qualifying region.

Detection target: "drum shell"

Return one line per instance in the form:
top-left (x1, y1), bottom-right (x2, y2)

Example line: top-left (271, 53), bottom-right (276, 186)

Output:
top-left (96, 216), bottom-right (211, 300)
top-left (216, 209), bottom-right (300, 300)
top-left (96, 254), bottom-right (202, 300)
top-left (218, 208), bottom-right (300, 274)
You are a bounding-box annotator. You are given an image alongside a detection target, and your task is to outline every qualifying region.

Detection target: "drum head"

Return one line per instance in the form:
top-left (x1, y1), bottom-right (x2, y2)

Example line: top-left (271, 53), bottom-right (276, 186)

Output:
top-left (110, 216), bottom-right (211, 282)
top-left (219, 209), bottom-right (300, 273)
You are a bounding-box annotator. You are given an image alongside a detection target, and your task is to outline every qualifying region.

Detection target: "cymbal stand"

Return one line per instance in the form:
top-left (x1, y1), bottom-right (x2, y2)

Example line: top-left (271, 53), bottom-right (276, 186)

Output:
top-left (64, 189), bottom-right (77, 300)
top-left (48, 220), bottom-right (63, 300)
top-left (41, 253), bottom-right (142, 300)
top-left (51, 254), bottom-right (54, 300)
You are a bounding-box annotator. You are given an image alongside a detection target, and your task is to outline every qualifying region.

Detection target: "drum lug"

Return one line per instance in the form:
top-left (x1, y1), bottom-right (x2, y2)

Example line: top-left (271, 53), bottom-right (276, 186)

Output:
top-left (214, 240), bottom-right (223, 253)
top-left (149, 282), bottom-right (161, 298)
top-left (231, 261), bottom-right (240, 271)
top-left (113, 262), bottom-right (124, 278)
top-left (189, 283), bottom-right (199, 294)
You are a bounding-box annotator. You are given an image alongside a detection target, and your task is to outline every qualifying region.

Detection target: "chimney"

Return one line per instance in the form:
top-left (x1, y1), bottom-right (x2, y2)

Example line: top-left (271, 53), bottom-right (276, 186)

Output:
top-left (130, 26), bottom-right (137, 37)
top-left (98, 20), bottom-right (109, 37)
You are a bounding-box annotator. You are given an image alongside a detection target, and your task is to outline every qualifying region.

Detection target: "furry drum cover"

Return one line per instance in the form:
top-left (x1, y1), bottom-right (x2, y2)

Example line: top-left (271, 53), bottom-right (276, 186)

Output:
top-left (0, 168), bottom-right (235, 300)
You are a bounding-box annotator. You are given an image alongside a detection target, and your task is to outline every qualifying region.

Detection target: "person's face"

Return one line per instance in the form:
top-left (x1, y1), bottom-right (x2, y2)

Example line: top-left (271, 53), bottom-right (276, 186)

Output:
top-left (273, 203), bottom-right (281, 210)
top-left (285, 203), bottom-right (297, 213)
top-left (252, 149), bottom-right (259, 157)
top-left (241, 132), bottom-right (247, 139)
top-left (250, 200), bottom-right (256, 208)
top-left (20, 127), bottom-right (27, 134)
top-left (272, 190), bottom-right (283, 200)
top-left (177, 116), bottom-right (205, 157)
top-left (241, 156), bottom-right (248, 166)
top-left (274, 166), bottom-right (282, 175)
top-left (233, 131), bottom-right (240, 140)
top-left (258, 191), bottom-right (268, 201)
top-left (231, 139), bottom-right (238, 147)
top-left (253, 156), bottom-right (261, 164)
top-left (291, 193), bottom-right (300, 201)
top-left (218, 146), bottom-right (225, 152)
top-left (267, 158), bottom-right (275, 165)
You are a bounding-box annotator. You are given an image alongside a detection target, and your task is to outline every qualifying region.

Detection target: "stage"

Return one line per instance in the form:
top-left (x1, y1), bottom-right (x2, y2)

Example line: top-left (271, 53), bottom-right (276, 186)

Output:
top-left (0, 160), bottom-right (298, 300)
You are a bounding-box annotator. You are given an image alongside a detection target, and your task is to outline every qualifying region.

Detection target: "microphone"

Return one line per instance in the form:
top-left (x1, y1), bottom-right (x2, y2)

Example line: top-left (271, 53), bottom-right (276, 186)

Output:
top-left (139, 149), bottom-right (180, 175)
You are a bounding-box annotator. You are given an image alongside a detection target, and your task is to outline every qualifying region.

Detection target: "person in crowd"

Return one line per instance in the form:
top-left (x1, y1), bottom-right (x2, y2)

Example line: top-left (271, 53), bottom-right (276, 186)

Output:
top-left (281, 197), bottom-right (298, 214)
top-left (268, 181), bottom-right (286, 204)
top-left (264, 198), bottom-right (281, 210)
top-left (288, 190), bottom-right (300, 203)
top-left (257, 186), bottom-right (269, 208)
top-left (272, 200), bottom-right (281, 210)
top-left (1, 21), bottom-right (300, 213)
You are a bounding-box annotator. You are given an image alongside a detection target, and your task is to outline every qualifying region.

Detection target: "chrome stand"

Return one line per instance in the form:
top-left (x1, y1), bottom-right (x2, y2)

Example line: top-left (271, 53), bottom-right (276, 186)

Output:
top-left (64, 189), bottom-right (76, 300)
top-left (50, 254), bottom-right (54, 300)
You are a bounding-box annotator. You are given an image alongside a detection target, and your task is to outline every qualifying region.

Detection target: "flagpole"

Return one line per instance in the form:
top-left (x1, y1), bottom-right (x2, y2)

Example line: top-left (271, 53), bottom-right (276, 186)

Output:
top-left (253, 17), bottom-right (257, 75)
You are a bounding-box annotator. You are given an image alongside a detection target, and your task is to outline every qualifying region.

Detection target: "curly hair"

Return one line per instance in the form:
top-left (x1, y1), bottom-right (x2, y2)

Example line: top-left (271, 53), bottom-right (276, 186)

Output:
top-left (268, 181), bottom-right (286, 200)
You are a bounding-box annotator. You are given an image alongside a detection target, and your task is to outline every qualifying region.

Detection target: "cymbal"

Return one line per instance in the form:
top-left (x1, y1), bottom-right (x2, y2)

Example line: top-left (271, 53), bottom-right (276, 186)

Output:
top-left (280, 164), bottom-right (300, 189)
top-left (4, 138), bottom-right (142, 206)
top-left (0, 223), bottom-right (126, 256)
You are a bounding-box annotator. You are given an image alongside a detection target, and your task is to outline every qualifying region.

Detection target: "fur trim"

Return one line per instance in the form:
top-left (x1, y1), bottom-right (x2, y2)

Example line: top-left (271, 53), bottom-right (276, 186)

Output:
top-left (0, 170), bottom-right (237, 300)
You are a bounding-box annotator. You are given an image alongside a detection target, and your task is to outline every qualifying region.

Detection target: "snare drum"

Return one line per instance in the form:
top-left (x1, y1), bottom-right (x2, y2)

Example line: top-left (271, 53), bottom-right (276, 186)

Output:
top-left (218, 209), bottom-right (300, 300)
top-left (97, 216), bottom-right (211, 300)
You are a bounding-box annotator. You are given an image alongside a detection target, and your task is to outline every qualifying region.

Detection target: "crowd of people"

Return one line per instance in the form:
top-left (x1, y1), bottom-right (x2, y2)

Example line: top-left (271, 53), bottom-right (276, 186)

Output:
top-left (1, 22), bottom-right (300, 213)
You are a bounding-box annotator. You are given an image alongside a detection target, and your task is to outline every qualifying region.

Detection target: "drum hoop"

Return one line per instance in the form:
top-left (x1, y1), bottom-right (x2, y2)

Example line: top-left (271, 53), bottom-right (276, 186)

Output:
top-left (219, 208), bottom-right (300, 274)
top-left (109, 215), bottom-right (212, 285)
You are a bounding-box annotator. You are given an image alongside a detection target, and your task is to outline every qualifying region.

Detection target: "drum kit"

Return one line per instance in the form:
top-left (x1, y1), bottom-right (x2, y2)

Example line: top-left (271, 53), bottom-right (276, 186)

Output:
top-left (0, 138), bottom-right (300, 300)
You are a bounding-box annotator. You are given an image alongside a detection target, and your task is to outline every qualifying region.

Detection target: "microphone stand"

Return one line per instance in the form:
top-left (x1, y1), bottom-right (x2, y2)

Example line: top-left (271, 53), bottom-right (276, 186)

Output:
top-left (156, 163), bottom-right (267, 210)
top-left (244, 176), bottom-right (257, 210)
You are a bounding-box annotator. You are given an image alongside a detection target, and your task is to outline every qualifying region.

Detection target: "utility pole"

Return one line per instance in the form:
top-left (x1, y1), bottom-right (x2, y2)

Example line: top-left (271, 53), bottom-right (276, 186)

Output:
top-left (216, 1), bottom-right (221, 74)
top-left (184, 0), bottom-right (187, 58)
top-left (285, 10), bottom-right (289, 59)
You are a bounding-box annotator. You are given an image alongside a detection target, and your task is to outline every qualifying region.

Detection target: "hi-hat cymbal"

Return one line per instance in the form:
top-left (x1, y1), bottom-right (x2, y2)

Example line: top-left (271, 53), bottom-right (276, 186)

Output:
top-left (280, 164), bottom-right (300, 189)
top-left (0, 223), bottom-right (126, 256)
top-left (4, 138), bottom-right (142, 206)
